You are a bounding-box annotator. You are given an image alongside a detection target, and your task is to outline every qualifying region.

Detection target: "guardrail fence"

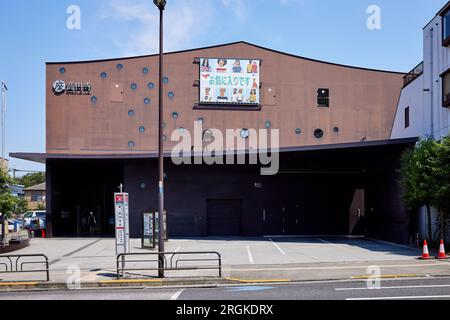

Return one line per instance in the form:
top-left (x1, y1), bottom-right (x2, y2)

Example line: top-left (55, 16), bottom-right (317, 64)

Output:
top-left (0, 254), bottom-right (50, 282)
top-left (116, 251), bottom-right (222, 279)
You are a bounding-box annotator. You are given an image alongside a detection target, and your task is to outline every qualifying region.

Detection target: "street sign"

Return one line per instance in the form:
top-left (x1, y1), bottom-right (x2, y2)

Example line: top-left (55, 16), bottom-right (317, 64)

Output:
top-left (142, 212), bottom-right (155, 249)
top-left (114, 193), bottom-right (130, 255)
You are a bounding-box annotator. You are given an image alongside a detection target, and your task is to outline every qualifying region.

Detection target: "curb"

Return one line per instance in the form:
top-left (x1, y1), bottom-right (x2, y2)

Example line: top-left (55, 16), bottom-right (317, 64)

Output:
top-left (0, 273), bottom-right (438, 292)
top-left (0, 278), bottom-right (239, 292)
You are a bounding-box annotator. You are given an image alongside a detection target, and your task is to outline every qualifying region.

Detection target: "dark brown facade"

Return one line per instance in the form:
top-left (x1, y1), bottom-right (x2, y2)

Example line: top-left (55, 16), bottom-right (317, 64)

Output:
top-left (13, 42), bottom-right (416, 243)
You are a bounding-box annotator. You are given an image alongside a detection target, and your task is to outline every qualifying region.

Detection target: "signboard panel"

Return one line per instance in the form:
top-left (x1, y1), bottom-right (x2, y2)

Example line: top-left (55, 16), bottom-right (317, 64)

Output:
top-left (142, 212), bottom-right (155, 249)
top-left (199, 58), bottom-right (260, 105)
top-left (114, 193), bottom-right (130, 255)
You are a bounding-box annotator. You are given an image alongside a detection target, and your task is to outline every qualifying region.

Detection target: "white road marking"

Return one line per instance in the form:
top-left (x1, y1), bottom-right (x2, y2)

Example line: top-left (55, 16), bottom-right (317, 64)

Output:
top-left (231, 263), bottom-right (440, 272)
top-left (317, 238), bottom-right (334, 245)
top-left (247, 246), bottom-right (254, 264)
top-left (170, 289), bottom-right (184, 300)
top-left (337, 284), bottom-right (450, 291)
top-left (347, 295), bottom-right (450, 300)
top-left (269, 238), bottom-right (286, 255)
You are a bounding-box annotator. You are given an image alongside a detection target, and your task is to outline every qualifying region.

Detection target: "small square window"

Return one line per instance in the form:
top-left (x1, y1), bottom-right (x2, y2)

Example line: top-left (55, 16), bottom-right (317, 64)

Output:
top-left (317, 88), bottom-right (329, 107)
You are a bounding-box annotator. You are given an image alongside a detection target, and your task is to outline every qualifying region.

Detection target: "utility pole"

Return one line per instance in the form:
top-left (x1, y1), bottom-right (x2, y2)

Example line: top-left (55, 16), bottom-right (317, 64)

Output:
top-left (1, 81), bottom-right (7, 162)
top-left (153, 0), bottom-right (167, 279)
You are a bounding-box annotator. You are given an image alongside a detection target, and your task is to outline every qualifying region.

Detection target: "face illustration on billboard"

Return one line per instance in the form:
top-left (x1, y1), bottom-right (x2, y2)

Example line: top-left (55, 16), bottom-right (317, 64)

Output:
top-left (199, 58), bottom-right (260, 105)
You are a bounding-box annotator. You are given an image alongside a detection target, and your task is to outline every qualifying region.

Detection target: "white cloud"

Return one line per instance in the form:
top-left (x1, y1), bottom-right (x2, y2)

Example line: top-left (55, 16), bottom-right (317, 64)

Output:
top-left (102, 0), bottom-right (213, 56)
top-left (100, 0), bottom-right (306, 56)
top-left (221, 0), bottom-right (247, 20)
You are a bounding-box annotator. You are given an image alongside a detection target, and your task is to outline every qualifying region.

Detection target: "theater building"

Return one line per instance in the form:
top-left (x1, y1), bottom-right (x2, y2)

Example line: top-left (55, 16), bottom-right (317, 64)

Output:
top-left (12, 41), bottom-right (417, 243)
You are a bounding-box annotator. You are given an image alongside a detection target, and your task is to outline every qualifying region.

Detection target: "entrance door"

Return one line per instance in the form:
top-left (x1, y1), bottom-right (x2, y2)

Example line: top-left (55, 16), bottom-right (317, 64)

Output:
top-left (207, 200), bottom-right (242, 236)
top-left (349, 189), bottom-right (366, 235)
top-left (286, 203), bottom-right (302, 235)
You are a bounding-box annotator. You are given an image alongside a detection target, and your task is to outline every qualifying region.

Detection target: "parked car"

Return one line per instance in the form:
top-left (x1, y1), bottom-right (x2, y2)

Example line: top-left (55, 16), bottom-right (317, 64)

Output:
top-left (7, 219), bottom-right (23, 232)
top-left (22, 211), bottom-right (46, 230)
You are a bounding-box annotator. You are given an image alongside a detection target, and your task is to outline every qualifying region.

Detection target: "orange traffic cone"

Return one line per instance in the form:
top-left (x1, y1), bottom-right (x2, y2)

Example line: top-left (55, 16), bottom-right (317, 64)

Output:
top-left (419, 240), bottom-right (433, 260)
top-left (437, 240), bottom-right (449, 260)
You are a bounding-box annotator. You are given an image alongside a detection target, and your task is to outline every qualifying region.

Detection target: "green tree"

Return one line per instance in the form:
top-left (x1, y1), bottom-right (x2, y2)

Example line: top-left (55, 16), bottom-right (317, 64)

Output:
top-left (13, 197), bottom-right (29, 215)
top-left (15, 172), bottom-right (45, 188)
top-left (0, 168), bottom-right (29, 218)
top-left (431, 135), bottom-right (450, 240)
top-left (400, 137), bottom-right (439, 240)
top-left (0, 193), bottom-right (19, 218)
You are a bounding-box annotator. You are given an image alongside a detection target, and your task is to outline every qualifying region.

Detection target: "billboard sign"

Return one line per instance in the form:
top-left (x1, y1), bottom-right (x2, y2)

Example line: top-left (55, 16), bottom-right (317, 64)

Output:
top-left (199, 58), bottom-right (260, 105)
top-left (114, 193), bottom-right (130, 255)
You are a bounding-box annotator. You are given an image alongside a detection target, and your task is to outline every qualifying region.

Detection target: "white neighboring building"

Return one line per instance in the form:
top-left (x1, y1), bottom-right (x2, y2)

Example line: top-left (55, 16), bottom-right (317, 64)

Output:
top-left (391, 1), bottom-right (450, 242)
top-left (392, 2), bottom-right (450, 141)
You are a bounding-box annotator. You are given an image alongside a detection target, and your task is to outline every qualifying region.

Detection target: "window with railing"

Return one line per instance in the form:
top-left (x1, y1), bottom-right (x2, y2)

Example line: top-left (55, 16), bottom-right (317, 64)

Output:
top-left (317, 88), bottom-right (329, 107)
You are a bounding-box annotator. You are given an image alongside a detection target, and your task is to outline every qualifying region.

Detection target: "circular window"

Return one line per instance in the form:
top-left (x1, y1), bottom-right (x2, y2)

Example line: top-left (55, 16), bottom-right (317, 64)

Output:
top-left (163, 77), bottom-right (169, 84)
top-left (148, 82), bottom-right (155, 89)
top-left (240, 128), bottom-right (250, 139)
top-left (172, 112), bottom-right (179, 119)
top-left (128, 141), bottom-right (135, 148)
top-left (59, 67), bottom-right (66, 74)
top-left (100, 72), bottom-right (107, 79)
top-left (203, 129), bottom-right (213, 142)
top-left (162, 135), bottom-right (167, 142)
top-left (333, 127), bottom-right (340, 133)
top-left (91, 96), bottom-right (97, 103)
top-left (144, 98), bottom-right (151, 105)
top-left (168, 91), bottom-right (175, 99)
top-left (265, 121), bottom-right (271, 129)
top-left (314, 129), bottom-right (324, 139)
top-left (117, 63), bottom-right (124, 71)
top-left (131, 83), bottom-right (138, 90)
top-left (139, 182), bottom-right (147, 189)
top-left (143, 67), bottom-right (149, 74)
top-left (128, 110), bottom-right (135, 117)
top-left (295, 128), bottom-right (302, 135)
top-left (162, 122), bottom-right (166, 129)
top-left (138, 126), bottom-right (145, 133)
top-left (197, 117), bottom-right (205, 124)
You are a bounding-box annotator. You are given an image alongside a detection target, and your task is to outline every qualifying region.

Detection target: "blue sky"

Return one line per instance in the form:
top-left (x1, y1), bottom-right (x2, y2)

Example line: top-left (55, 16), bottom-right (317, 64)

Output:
top-left (0, 0), bottom-right (448, 174)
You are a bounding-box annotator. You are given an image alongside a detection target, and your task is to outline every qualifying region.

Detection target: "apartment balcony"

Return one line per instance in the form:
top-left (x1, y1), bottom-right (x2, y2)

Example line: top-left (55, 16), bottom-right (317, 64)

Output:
top-left (403, 62), bottom-right (424, 88)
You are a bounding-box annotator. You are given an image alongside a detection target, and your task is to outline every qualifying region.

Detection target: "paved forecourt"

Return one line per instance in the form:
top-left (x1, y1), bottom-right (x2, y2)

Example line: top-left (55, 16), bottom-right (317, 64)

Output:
top-left (1, 236), bottom-right (444, 284)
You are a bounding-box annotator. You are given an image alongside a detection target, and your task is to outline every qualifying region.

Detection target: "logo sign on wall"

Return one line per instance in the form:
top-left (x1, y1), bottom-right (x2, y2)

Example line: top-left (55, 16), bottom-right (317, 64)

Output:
top-left (52, 80), bottom-right (92, 96)
top-left (199, 58), bottom-right (260, 105)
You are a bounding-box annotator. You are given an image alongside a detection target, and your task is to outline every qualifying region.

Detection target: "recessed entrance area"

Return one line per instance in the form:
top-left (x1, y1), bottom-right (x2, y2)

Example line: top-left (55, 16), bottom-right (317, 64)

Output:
top-left (49, 159), bottom-right (123, 237)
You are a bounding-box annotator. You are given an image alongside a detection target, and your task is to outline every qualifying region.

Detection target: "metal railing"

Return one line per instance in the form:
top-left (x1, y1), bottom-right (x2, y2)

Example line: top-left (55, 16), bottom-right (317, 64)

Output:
top-left (403, 61), bottom-right (424, 88)
top-left (0, 254), bottom-right (50, 282)
top-left (116, 251), bottom-right (222, 279)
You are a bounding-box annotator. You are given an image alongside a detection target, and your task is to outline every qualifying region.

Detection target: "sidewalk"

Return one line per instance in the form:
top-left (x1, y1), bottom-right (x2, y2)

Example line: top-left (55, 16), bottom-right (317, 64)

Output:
top-left (1, 237), bottom-right (449, 291)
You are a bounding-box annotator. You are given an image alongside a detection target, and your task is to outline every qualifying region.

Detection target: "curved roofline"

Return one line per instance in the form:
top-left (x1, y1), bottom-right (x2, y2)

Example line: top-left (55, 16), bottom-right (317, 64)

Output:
top-left (46, 41), bottom-right (405, 75)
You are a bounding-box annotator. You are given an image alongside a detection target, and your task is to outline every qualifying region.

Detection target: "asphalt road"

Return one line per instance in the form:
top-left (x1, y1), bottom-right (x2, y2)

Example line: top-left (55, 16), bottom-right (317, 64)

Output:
top-left (2, 277), bottom-right (450, 300)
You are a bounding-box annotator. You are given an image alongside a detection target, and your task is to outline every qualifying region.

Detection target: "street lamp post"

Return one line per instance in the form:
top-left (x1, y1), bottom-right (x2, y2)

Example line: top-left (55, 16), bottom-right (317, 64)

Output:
top-left (1, 81), bottom-right (7, 161)
top-left (153, 0), bottom-right (166, 279)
